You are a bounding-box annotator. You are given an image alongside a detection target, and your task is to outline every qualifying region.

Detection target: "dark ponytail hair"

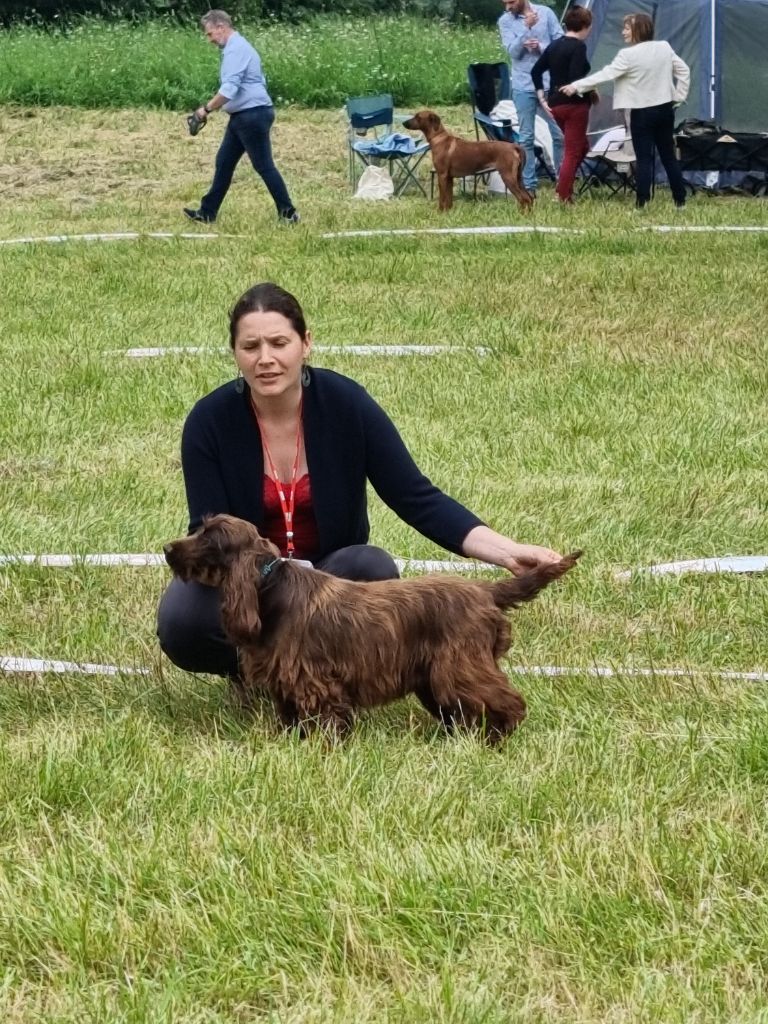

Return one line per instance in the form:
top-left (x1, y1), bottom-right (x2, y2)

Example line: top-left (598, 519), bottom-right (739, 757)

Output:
top-left (229, 282), bottom-right (308, 348)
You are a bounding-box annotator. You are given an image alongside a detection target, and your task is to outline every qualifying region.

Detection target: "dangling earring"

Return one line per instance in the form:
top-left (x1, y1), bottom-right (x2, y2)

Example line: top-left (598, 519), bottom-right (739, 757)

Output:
top-left (235, 367), bottom-right (244, 394)
top-left (301, 362), bottom-right (310, 387)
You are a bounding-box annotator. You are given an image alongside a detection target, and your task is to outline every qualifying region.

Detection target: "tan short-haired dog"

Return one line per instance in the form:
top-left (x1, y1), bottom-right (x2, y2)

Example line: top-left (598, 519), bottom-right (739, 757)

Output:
top-left (403, 109), bottom-right (534, 212)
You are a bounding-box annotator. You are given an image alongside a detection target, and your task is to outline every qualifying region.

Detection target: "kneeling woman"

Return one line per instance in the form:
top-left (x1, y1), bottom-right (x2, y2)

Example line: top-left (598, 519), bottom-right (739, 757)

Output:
top-left (157, 282), bottom-right (563, 678)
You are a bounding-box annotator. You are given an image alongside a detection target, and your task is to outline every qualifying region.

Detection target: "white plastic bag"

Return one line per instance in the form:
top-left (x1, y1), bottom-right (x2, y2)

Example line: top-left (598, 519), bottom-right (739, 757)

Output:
top-left (353, 165), bottom-right (394, 200)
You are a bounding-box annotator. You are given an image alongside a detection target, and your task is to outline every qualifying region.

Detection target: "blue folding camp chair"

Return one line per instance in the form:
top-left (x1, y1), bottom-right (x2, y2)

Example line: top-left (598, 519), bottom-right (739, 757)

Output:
top-left (346, 93), bottom-right (430, 197)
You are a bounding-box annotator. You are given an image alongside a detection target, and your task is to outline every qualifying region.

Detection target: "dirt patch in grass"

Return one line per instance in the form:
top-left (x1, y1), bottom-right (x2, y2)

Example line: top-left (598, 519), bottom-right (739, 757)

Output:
top-left (0, 104), bottom-right (393, 210)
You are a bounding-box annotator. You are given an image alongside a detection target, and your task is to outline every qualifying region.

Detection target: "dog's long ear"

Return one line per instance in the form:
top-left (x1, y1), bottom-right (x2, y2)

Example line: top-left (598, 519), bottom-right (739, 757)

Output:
top-left (220, 550), bottom-right (265, 645)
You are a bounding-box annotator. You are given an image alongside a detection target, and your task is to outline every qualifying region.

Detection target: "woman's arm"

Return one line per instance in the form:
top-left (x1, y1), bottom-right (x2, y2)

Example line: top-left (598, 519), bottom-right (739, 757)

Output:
top-left (671, 49), bottom-right (690, 104)
top-left (561, 48), bottom-right (630, 96)
top-left (181, 409), bottom-right (232, 533)
top-left (462, 525), bottom-right (563, 574)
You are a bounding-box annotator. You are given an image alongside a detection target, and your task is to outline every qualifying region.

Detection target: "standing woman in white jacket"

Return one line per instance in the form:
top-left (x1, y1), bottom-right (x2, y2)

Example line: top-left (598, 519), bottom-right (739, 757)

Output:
top-left (561, 12), bottom-right (690, 209)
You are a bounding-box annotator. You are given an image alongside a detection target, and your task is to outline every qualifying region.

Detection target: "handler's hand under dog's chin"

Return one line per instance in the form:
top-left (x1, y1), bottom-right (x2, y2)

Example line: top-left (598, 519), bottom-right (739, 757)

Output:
top-left (195, 106), bottom-right (209, 121)
top-left (504, 543), bottom-right (563, 575)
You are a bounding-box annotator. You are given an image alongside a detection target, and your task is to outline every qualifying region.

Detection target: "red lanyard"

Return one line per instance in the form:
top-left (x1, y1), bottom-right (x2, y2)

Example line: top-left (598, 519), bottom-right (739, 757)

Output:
top-left (253, 396), bottom-right (303, 559)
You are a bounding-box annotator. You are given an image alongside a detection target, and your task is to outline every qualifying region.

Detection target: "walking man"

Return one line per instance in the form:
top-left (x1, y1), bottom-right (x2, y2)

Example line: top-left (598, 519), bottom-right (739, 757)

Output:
top-left (184, 9), bottom-right (299, 224)
top-left (498, 0), bottom-right (565, 197)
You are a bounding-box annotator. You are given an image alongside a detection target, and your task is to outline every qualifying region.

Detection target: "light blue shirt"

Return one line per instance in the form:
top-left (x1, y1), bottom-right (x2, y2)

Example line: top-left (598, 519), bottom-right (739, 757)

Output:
top-left (498, 3), bottom-right (563, 93)
top-left (218, 31), bottom-right (272, 112)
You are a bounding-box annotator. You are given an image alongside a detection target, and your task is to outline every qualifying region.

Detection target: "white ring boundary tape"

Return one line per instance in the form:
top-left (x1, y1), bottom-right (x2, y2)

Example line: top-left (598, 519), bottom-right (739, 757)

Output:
top-left (321, 225), bottom-right (768, 240)
top-left (1, 656), bottom-right (149, 676)
top-left (321, 226), bottom-right (584, 238)
top-left (650, 225), bottom-right (768, 233)
top-left (117, 344), bottom-right (491, 358)
top-left (506, 664), bottom-right (768, 683)
top-left (0, 552), bottom-right (490, 573)
top-left (2, 226), bottom-right (766, 248)
top-left (615, 555), bottom-right (768, 580)
top-left (2, 654), bottom-right (765, 683)
top-left (4, 553), bottom-right (767, 577)
top-left (0, 232), bottom-right (235, 246)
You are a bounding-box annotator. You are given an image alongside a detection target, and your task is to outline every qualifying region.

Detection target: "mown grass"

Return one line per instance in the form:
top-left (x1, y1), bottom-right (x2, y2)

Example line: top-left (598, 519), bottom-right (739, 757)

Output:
top-left (0, 15), bottom-right (505, 109)
top-left (1, 97), bottom-right (768, 1022)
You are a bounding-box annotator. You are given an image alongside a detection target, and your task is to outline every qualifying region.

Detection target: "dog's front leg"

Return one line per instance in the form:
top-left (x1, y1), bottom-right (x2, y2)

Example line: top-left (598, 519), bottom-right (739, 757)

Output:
top-left (274, 694), bottom-right (302, 732)
top-left (437, 173), bottom-right (454, 211)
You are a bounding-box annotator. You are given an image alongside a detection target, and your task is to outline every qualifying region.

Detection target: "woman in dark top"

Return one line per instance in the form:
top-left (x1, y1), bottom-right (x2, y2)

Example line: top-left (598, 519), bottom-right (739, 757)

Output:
top-left (157, 281), bottom-right (564, 679)
top-left (532, 5), bottom-right (594, 203)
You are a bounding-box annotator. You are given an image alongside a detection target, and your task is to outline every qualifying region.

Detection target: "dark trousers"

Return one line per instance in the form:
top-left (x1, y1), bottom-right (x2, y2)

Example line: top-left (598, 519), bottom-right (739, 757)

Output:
top-left (157, 545), bottom-right (400, 678)
top-left (552, 102), bottom-right (590, 202)
top-left (629, 102), bottom-right (687, 207)
top-left (199, 105), bottom-right (295, 220)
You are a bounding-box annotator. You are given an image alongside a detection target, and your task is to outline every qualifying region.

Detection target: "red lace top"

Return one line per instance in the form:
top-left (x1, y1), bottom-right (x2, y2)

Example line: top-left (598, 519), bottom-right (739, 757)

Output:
top-left (262, 473), bottom-right (319, 560)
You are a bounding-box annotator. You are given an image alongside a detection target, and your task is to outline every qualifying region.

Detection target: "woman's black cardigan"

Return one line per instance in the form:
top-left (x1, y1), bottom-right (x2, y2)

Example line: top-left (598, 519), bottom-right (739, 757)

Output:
top-left (181, 367), bottom-right (484, 558)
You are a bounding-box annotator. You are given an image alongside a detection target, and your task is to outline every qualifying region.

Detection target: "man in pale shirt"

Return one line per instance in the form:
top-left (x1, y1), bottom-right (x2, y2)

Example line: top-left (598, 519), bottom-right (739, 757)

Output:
top-left (183, 9), bottom-right (299, 225)
top-left (498, 0), bottom-right (565, 195)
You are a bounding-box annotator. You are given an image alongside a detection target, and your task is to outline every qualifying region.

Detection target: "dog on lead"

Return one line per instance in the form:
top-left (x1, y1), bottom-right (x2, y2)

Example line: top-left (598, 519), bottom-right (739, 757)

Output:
top-left (403, 109), bottom-right (534, 213)
top-left (164, 514), bottom-right (581, 743)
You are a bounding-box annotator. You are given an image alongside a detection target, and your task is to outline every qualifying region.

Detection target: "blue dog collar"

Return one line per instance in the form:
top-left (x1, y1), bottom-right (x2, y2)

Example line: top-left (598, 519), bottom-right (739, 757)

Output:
top-left (261, 558), bottom-right (279, 578)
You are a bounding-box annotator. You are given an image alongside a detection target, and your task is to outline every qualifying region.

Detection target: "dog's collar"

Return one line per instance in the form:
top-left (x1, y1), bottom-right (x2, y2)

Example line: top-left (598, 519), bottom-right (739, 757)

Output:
top-left (261, 558), bottom-right (280, 578)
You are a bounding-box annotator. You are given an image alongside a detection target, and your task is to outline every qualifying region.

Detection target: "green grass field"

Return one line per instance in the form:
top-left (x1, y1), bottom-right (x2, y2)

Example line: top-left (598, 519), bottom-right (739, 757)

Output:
top-left (2, 99), bottom-right (768, 1022)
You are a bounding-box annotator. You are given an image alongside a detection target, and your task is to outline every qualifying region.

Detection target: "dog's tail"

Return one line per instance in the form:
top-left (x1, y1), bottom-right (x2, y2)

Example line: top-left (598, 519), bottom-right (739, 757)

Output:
top-left (490, 551), bottom-right (581, 611)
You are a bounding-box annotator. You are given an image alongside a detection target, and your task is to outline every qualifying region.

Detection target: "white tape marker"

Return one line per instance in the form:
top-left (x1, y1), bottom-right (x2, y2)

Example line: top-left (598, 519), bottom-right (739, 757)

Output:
top-left (1, 656), bottom-right (149, 676)
top-left (650, 225), bottom-right (768, 234)
top-left (616, 555), bottom-right (768, 580)
top-left (3, 654), bottom-right (764, 684)
top-left (0, 552), bottom-right (489, 572)
top-left (321, 226), bottom-right (582, 239)
top-left (507, 664), bottom-right (768, 683)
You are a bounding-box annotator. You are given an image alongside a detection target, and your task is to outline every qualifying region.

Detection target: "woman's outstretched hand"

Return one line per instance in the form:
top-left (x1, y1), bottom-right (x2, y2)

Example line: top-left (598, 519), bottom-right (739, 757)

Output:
top-left (462, 526), bottom-right (563, 575)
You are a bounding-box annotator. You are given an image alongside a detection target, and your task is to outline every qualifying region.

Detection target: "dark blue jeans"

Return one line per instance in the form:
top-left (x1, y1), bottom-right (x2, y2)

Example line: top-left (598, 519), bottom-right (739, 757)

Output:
top-left (630, 102), bottom-right (687, 207)
top-left (199, 105), bottom-right (295, 220)
top-left (157, 545), bottom-right (399, 678)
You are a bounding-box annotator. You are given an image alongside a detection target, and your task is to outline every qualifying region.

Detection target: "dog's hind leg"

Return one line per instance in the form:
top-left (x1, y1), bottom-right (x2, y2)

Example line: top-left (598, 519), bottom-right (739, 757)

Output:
top-left (429, 657), bottom-right (526, 743)
top-left (498, 162), bottom-right (535, 211)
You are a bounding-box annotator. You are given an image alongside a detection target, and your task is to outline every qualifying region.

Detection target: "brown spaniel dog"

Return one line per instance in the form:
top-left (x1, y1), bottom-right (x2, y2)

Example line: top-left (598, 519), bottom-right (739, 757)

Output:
top-left (164, 515), bottom-right (580, 742)
top-left (402, 110), bottom-right (534, 212)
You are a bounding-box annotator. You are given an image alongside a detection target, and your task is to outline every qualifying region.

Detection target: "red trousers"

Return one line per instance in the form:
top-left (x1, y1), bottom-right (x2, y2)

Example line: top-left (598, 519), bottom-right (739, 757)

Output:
top-left (552, 102), bottom-right (590, 202)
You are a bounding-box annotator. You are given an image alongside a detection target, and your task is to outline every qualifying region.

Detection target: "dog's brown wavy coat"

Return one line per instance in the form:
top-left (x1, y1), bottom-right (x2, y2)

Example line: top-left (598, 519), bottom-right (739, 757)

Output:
top-left (403, 110), bottom-right (534, 212)
top-left (165, 515), bottom-right (580, 741)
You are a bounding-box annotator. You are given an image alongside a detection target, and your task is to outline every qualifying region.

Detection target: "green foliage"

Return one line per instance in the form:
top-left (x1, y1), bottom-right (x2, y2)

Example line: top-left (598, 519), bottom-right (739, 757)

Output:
top-left (0, 16), bottom-right (506, 108)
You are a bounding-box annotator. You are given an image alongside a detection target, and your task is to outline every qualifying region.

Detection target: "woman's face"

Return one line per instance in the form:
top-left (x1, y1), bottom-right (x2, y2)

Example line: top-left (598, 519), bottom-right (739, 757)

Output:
top-left (622, 20), bottom-right (633, 43)
top-left (233, 310), bottom-right (311, 401)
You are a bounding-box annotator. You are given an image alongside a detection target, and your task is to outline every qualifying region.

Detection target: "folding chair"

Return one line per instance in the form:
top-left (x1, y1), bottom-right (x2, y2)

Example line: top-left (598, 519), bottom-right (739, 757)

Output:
top-left (578, 128), bottom-right (637, 198)
top-left (467, 63), bottom-right (556, 183)
top-left (346, 94), bottom-right (429, 197)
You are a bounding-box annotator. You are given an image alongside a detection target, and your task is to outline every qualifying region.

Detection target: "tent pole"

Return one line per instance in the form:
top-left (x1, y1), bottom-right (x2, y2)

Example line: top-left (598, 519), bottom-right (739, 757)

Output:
top-left (710, 0), bottom-right (717, 120)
